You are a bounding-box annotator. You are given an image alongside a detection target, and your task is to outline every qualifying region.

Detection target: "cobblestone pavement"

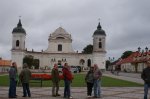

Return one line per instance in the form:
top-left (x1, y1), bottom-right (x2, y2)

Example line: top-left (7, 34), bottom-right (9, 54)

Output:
top-left (0, 87), bottom-right (145, 99)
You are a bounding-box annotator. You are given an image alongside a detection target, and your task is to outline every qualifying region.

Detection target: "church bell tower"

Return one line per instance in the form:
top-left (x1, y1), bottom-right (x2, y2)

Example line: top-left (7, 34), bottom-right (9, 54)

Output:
top-left (11, 19), bottom-right (26, 70)
top-left (92, 21), bottom-right (106, 69)
top-left (12, 19), bottom-right (26, 50)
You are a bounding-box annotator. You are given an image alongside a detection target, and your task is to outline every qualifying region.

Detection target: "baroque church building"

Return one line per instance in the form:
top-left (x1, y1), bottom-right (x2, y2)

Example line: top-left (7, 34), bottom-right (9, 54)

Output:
top-left (11, 19), bottom-right (106, 70)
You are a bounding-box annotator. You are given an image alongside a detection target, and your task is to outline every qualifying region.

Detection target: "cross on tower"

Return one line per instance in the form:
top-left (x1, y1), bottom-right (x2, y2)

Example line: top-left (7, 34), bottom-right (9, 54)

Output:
top-left (98, 18), bottom-right (100, 22)
top-left (19, 16), bottom-right (21, 19)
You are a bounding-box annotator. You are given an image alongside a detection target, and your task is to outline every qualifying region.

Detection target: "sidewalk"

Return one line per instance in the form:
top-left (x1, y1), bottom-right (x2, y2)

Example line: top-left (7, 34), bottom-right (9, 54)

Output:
top-left (0, 87), bottom-right (144, 99)
top-left (104, 71), bottom-right (144, 84)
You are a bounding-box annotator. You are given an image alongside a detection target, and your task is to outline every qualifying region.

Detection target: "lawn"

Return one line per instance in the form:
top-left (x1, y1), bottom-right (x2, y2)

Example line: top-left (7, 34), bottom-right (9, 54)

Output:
top-left (0, 74), bottom-right (143, 87)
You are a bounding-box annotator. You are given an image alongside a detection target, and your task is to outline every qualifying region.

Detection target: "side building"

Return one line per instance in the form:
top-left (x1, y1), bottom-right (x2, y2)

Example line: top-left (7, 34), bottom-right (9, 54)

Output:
top-left (11, 19), bottom-right (106, 70)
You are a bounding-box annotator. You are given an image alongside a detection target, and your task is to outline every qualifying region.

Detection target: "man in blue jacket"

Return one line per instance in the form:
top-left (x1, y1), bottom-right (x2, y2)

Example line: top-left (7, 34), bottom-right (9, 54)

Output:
top-left (8, 62), bottom-right (17, 98)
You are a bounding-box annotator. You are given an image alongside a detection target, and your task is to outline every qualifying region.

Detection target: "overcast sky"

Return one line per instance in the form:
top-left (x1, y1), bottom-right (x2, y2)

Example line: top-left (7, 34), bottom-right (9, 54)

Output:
top-left (0, 0), bottom-right (150, 60)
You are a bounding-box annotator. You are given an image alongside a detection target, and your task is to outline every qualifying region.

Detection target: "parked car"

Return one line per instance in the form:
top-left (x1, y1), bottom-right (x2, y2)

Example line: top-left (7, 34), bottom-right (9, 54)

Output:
top-left (70, 66), bottom-right (79, 73)
top-left (58, 65), bottom-right (79, 73)
top-left (76, 66), bottom-right (82, 72)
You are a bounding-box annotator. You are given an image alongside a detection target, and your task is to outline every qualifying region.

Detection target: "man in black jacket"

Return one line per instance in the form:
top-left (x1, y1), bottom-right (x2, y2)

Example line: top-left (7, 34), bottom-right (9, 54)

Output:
top-left (141, 61), bottom-right (150, 99)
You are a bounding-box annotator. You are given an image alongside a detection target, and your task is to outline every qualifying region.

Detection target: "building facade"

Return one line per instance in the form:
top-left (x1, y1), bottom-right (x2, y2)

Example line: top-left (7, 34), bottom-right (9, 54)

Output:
top-left (11, 19), bottom-right (106, 70)
top-left (115, 49), bottom-right (150, 73)
top-left (0, 59), bottom-right (11, 73)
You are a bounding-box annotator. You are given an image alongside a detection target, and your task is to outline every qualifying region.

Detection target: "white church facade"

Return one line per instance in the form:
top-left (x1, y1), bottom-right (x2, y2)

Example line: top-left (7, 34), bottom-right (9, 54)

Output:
top-left (11, 19), bottom-right (106, 70)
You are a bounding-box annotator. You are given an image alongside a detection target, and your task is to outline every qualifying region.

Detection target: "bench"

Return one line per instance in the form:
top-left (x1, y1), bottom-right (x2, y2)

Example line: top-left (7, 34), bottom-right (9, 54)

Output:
top-left (30, 78), bottom-right (44, 87)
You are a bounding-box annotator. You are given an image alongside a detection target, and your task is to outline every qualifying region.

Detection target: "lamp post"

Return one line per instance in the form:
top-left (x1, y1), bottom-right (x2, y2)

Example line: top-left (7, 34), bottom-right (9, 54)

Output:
top-left (108, 57), bottom-right (115, 71)
top-left (136, 47), bottom-right (149, 72)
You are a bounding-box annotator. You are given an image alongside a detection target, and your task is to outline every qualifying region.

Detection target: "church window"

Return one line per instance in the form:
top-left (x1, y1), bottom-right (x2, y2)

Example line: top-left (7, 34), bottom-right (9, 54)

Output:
top-left (99, 38), bottom-right (101, 41)
top-left (87, 59), bottom-right (91, 67)
top-left (16, 40), bottom-right (19, 47)
top-left (58, 44), bottom-right (62, 51)
top-left (99, 42), bottom-right (102, 48)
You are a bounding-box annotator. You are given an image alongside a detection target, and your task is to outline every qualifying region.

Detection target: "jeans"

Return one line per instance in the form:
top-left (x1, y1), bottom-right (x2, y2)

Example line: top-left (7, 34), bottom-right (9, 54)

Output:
top-left (144, 84), bottom-right (150, 99)
top-left (22, 83), bottom-right (31, 97)
top-left (64, 80), bottom-right (71, 98)
top-left (87, 82), bottom-right (94, 96)
top-left (9, 79), bottom-right (16, 97)
top-left (93, 79), bottom-right (101, 97)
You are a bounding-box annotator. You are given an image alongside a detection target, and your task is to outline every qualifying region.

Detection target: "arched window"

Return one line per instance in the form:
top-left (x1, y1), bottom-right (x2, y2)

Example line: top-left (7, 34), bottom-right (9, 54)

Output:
top-left (79, 59), bottom-right (85, 65)
top-left (99, 42), bottom-right (102, 48)
top-left (16, 40), bottom-right (19, 47)
top-left (87, 59), bottom-right (91, 67)
top-left (58, 44), bottom-right (62, 51)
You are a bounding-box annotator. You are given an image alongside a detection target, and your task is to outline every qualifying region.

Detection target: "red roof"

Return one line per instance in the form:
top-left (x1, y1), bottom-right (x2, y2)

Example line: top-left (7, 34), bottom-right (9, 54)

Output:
top-left (0, 60), bottom-right (11, 66)
top-left (116, 51), bottom-right (150, 65)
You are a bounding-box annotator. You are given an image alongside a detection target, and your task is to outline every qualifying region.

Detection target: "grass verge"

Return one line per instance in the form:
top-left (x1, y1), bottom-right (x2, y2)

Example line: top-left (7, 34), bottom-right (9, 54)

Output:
top-left (0, 74), bottom-right (143, 87)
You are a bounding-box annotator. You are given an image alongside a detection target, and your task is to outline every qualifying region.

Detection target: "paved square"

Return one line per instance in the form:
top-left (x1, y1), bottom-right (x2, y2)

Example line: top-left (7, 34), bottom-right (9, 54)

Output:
top-left (0, 87), bottom-right (145, 99)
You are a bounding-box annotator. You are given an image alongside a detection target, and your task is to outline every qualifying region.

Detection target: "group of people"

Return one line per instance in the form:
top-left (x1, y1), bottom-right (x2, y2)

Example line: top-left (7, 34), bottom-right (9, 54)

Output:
top-left (8, 62), bottom-right (31, 98)
top-left (51, 62), bottom-right (73, 99)
top-left (8, 62), bottom-right (102, 99)
top-left (51, 63), bottom-right (102, 99)
top-left (85, 64), bottom-right (102, 98)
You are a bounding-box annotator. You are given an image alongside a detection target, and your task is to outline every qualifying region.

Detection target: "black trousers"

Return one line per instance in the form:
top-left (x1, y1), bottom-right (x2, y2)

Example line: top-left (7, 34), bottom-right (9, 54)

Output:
top-left (87, 82), bottom-right (94, 96)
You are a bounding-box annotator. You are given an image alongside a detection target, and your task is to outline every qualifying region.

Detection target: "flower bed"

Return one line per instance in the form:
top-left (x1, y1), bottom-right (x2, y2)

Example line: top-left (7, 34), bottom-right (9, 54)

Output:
top-left (31, 74), bottom-right (64, 80)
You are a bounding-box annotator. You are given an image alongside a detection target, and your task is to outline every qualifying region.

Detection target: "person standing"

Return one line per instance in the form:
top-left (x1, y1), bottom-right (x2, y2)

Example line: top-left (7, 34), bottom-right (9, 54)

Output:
top-left (85, 67), bottom-right (94, 97)
top-left (14, 63), bottom-right (19, 96)
top-left (141, 61), bottom-right (150, 99)
top-left (62, 63), bottom-right (73, 99)
top-left (51, 64), bottom-right (61, 97)
top-left (19, 63), bottom-right (32, 97)
top-left (8, 62), bottom-right (17, 98)
top-left (93, 64), bottom-right (102, 98)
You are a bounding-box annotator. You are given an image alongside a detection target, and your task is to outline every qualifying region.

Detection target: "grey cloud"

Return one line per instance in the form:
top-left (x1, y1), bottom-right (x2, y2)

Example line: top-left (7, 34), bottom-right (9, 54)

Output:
top-left (0, 0), bottom-right (150, 60)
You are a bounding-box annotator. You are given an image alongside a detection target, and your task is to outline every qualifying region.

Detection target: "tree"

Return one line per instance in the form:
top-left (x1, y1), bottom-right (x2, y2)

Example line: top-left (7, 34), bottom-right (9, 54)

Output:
top-left (82, 44), bottom-right (93, 54)
top-left (23, 55), bottom-right (34, 69)
top-left (33, 59), bottom-right (40, 69)
top-left (121, 51), bottom-right (133, 59)
top-left (106, 60), bottom-right (111, 70)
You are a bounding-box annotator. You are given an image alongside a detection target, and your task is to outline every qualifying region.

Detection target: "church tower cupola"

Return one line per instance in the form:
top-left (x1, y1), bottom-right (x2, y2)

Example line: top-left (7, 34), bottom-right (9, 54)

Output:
top-left (93, 22), bottom-right (106, 36)
top-left (12, 19), bottom-right (26, 50)
top-left (93, 21), bottom-right (106, 52)
top-left (12, 19), bottom-right (26, 34)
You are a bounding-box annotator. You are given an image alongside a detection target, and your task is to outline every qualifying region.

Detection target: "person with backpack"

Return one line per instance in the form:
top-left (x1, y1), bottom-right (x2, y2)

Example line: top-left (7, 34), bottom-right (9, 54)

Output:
top-left (62, 63), bottom-right (73, 99)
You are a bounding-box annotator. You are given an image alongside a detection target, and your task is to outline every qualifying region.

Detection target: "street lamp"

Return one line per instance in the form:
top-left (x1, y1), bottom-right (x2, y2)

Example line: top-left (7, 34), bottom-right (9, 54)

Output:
top-left (137, 47), bottom-right (149, 71)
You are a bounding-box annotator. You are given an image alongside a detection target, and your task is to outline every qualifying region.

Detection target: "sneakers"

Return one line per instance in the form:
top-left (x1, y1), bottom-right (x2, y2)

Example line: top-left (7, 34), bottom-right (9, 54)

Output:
top-left (52, 94), bottom-right (61, 97)
top-left (87, 95), bottom-right (92, 98)
top-left (63, 96), bottom-right (73, 99)
top-left (52, 95), bottom-right (56, 97)
top-left (93, 96), bottom-right (101, 98)
top-left (56, 94), bottom-right (61, 96)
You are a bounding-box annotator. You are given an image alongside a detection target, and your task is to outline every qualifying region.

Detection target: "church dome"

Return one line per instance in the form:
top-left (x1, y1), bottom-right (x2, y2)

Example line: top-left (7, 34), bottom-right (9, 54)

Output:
top-left (12, 19), bottom-right (26, 34)
top-left (53, 27), bottom-right (69, 34)
top-left (93, 22), bottom-right (106, 36)
top-left (49, 27), bottom-right (72, 40)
